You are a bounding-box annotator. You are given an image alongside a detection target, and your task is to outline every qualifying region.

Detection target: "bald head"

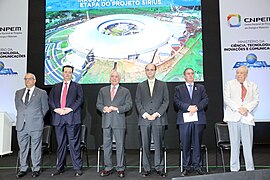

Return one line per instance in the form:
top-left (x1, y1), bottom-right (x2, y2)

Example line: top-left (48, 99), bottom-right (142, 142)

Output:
top-left (24, 73), bottom-right (36, 88)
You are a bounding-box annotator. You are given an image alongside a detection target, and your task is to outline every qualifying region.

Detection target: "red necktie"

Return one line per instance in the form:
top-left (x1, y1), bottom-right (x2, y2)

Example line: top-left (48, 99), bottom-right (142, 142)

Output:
top-left (111, 86), bottom-right (116, 101)
top-left (241, 83), bottom-right (247, 102)
top-left (61, 82), bottom-right (68, 108)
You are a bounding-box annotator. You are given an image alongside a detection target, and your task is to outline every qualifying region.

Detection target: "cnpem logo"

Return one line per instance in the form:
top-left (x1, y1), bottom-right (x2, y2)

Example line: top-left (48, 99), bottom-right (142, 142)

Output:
top-left (227, 14), bottom-right (241, 28)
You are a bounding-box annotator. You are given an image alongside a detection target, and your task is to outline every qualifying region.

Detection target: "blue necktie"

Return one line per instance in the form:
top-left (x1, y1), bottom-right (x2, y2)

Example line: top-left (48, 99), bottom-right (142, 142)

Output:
top-left (188, 84), bottom-right (193, 99)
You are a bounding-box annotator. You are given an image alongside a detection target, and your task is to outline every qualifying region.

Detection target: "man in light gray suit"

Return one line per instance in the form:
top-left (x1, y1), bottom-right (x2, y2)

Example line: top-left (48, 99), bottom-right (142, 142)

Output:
top-left (224, 66), bottom-right (259, 172)
top-left (135, 64), bottom-right (169, 178)
top-left (15, 73), bottom-right (49, 178)
top-left (96, 70), bottom-right (132, 178)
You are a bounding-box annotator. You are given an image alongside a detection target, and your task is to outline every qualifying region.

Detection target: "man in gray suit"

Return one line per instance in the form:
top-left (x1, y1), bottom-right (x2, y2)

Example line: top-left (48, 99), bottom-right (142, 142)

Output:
top-left (135, 64), bottom-right (169, 178)
top-left (15, 73), bottom-right (49, 178)
top-left (96, 70), bottom-right (132, 178)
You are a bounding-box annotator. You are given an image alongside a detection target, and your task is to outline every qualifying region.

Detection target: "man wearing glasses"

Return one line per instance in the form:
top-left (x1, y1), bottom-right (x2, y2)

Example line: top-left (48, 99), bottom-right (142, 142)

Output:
top-left (15, 73), bottom-right (49, 178)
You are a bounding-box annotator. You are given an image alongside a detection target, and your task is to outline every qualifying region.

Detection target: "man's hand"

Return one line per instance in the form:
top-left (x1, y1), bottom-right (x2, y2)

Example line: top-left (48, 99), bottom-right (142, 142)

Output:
top-left (62, 107), bottom-right (73, 115)
top-left (109, 106), bottom-right (118, 112)
top-left (147, 113), bottom-right (160, 121)
top-left (145, 113), bottom-right (154, 120)
top-left (103, 106), bottom-right (112, 113)
top-left (189, 105), bottom-right (198, 113)
top-left (238, 106), bottom-right (248, 116)
top-left (147, 115), bottom-right (156, 121)
top-left (54, 108), bottom-right (73, 115)
top-left (54, 108), bottom-right (64, 115)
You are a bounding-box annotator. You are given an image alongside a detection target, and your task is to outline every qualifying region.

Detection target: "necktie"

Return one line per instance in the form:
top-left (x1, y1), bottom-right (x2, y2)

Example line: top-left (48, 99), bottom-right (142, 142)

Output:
top-left (241, 83), bottom-right (247, 102)
top-left (25, 89), bottom-right (30, 105)
top-left (149, 81), bottom-right (154, 97)
top-left (188, 84), bottom-right (193, 99)
top-left (61, 82), bottom-right (68, 108)
top-left (111, 86), bottom-right (116, 101)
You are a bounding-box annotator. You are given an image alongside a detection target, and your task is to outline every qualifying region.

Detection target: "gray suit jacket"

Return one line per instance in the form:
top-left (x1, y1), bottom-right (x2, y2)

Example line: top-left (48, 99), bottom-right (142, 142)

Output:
top-left (15, 87), bottom-right (49, 131)
top-left (135, 79), bottom-right (169, 126)
top-left (96, 85), bottom-right (132, 129)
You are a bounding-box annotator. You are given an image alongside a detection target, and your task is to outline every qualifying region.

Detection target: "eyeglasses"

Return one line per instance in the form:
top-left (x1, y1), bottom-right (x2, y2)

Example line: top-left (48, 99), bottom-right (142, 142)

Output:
top-left (24, 78), bottom-right (35, 81)
top-left (145, 69), bottom-right (156, 72)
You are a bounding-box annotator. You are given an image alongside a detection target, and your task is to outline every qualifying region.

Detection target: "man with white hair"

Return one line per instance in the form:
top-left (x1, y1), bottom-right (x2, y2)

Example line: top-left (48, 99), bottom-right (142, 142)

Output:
top-left (223, 65), bottom-right (259, 172)
top-left (96, 70), bottom-right (132, 178)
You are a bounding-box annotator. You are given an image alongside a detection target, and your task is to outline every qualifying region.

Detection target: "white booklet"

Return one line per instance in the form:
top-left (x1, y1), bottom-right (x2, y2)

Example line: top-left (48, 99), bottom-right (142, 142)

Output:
top-left (242, 112), bottom-right (254, 122)
top-left (183, 112), bottom-right (198, 123)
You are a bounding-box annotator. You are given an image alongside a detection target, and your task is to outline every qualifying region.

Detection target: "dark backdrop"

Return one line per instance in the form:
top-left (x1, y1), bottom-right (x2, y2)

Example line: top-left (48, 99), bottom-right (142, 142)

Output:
top-left (20, 0), bottom-right (270, 151)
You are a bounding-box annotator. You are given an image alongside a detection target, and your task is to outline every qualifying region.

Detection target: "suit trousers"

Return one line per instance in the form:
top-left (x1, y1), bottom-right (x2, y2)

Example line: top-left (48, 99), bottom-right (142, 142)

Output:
top-left (103, 128), bottom-right (125, 171)
top-left (227, 121), bottom-right (254, 171)
top-left (17, 126), bottom-right (42, 172)
top-left (179, 123), bottom-right (205, 171)
top-left (54, 123), bottom-right (82, 171)
top-left (140, 124), bottom-right (165, 172)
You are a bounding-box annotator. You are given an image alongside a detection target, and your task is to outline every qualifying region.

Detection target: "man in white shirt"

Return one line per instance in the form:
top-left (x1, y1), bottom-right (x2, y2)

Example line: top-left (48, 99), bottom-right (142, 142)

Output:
top-left (223, 65), bottom-right (259, 171)
top-left (15, 73), bottom-right (49, 178)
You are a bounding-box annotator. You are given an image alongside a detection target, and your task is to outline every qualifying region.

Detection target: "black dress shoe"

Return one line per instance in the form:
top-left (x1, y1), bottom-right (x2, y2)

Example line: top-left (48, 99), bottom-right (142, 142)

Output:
top-left (117, 171), bottom-right (125, 178)
top-left (181, 169), bottom-right (188, 177)
top-left (100, 169), bottom-right (113, 177)
top-left (16, 171), bottom-right (27, 178)
top-left (32, 171), bottom-right (40, 178)
top-left (142, 171), bottom-right (151, 177)
top-left (156, 170), bottom-right (166, 178)
top-left (51, 169), bottom-right (64, 176)
top-left (75, 170), bottom-right (83, 177)
top-left (196, 168), bottom-right (205, 175)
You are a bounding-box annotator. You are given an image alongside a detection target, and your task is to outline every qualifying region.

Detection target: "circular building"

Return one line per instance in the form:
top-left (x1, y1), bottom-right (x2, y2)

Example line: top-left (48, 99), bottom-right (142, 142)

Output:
top-left (68, 14), bottom-right (171, 59)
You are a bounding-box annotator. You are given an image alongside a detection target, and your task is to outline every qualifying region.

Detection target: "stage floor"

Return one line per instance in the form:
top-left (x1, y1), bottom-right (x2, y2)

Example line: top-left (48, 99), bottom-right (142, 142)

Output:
top-left (1, 145), bottom-right (270, 180)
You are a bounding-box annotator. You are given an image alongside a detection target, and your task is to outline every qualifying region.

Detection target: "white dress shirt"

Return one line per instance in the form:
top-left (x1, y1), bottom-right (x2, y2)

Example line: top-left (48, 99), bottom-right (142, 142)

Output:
top-left (22, 86), bottom-right (35, 103)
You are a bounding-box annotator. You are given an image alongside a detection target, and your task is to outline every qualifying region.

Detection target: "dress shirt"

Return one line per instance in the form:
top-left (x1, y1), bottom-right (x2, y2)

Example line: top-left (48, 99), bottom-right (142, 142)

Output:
top-left (111, 84), bottom-right (119, 96)
top-left (185, 82), bottom-right (194, 91)
top-left (22, 86), bottom-right (35, 104)
top-left (142, 79), bottom-right (160, 119)
top-left (185, 82), bottom-right (197, 111)
top-left (148, 79), bottom-right (155, 97)
top-left (111, 84), bottom-right (119, 113)
top-left (60, 80), bottom-right (71, 103)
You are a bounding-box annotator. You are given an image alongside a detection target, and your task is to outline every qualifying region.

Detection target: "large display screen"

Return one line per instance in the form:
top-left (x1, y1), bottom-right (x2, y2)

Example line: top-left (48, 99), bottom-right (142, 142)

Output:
top-left (45, 0), bottom-right (203, 84)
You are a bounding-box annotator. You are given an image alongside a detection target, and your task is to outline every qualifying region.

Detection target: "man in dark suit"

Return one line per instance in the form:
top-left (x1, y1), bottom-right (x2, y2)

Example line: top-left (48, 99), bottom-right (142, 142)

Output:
top-left (135, 64), bottom-right (169, 178)
top-left (15, 73), bottom-right (49, 178)
top-left (96, 70), bottom-right (132, 178)
top-left (49, 65), bottom-right (84, 177)
top-left (174, 68), bottom-right (208, 176)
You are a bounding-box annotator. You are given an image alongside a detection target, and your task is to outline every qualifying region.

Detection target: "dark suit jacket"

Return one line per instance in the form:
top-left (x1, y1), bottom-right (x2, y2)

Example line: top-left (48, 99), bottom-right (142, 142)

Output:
top-left (49, 81), bottom-right (83, 126)
top-left (135, 79), bottom-right (169, 126)
top-left (15, 87), bottom-right (49, 131)
top-left (96, 85), bottom-right (132, 129)
top-left (174, 83), bottom-right (208, 125)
